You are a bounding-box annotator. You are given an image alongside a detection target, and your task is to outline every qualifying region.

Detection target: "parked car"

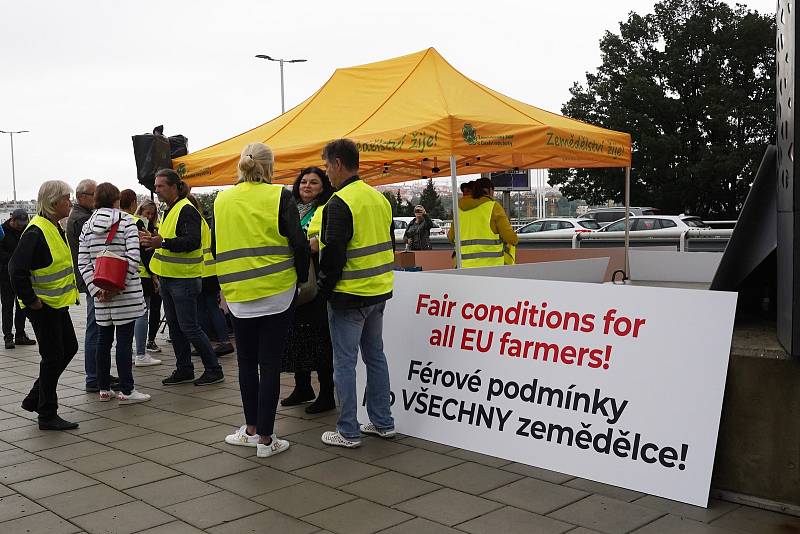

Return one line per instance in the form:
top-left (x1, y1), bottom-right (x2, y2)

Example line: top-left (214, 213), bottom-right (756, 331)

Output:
top-left (583, 207), bottom-right (660, 225)
top-left (517, 218), bottom-right (601, 236)
top-left (393, 217), bottom-right (446, 242)
top-left (597, 215), bottom-right (710, 232)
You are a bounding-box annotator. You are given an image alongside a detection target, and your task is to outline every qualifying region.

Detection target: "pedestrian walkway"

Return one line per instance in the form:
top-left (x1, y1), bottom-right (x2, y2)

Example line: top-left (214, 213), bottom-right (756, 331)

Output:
top-left (0, 308), bottom-right (798, 534)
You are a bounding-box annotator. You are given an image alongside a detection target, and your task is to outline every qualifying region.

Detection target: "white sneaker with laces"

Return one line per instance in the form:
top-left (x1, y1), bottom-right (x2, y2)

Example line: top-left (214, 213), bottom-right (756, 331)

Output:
top-left (257, 435), bottom-right (290, 457)
top-left (225, 425), bottom-right (259, 447)
top-left (321, 431), bottom-right (361, 448)
top-left (135, 354), bottom-right (162, 367)
top-left (117, 390), bottom-right (151, 404)
top-left (360, 423), bottom-right (396, 439)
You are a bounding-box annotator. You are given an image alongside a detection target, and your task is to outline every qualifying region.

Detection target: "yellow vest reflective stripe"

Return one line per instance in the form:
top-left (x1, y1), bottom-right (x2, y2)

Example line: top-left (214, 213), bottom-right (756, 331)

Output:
top-left (131, 215), bottom-right (149, 278)
top-left (148, 198), bottom-right (203, 278)
top-left (214, 182), bottom-right (297, 302)
top-left (20, 216), bottom-right (79, 309)
top-left (459, 201), bottom-right (504, 268)
top-left (328, 180), bottom-right (394, 296)
top-left (200, 218), bottom-right (215, 278)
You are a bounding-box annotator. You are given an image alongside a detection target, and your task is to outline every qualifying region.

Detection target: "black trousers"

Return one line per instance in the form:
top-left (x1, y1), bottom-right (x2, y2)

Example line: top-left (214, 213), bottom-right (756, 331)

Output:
top-left (148, 292), bottom-right (162, 342)
top-left (0, 274), bottom-right (26, 339)
top-left (233, 304), bottom-right (295, 436)
top-left (23, 304), bottom-right (78, 419)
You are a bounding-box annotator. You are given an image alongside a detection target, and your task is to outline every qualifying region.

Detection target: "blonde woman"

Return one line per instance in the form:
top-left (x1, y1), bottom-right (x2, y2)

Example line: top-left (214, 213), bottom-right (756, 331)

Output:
top-left (216, 143), bottom-right (310, 458)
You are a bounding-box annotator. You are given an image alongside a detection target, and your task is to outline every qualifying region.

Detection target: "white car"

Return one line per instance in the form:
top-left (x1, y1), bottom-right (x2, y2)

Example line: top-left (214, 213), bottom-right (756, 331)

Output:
top-left (393, 217), bottom-right (446, 242)
top-left (517, 218), bottom-right (601, 236)
top-left (598, 215), bottom-right (709, 232)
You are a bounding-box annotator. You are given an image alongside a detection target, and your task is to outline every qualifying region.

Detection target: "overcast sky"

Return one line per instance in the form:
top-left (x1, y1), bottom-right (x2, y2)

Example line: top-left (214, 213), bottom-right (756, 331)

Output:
top-left (0, 0), bottom-right (775, 200)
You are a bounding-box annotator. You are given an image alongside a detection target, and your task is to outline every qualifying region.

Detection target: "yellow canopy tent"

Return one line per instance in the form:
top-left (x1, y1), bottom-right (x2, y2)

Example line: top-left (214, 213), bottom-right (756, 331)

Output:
top-left (175, 47), bottom-right (634, 270)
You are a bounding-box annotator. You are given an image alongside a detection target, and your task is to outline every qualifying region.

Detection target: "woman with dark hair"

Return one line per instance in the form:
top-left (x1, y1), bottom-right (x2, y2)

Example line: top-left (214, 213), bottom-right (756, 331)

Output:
top-left (281, 166), bottom-right (336, 413)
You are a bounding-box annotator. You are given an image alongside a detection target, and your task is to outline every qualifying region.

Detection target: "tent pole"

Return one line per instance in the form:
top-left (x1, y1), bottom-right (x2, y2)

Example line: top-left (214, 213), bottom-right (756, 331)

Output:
top-left (624, 166), bottom-right (631, 279)
top-left (449, 155), bottom-right (462, 268)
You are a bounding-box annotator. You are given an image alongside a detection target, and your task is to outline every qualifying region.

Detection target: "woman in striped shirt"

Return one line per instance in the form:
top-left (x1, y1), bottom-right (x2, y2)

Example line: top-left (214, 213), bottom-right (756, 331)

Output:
top-left (78, 183), bottom-right (149, 404)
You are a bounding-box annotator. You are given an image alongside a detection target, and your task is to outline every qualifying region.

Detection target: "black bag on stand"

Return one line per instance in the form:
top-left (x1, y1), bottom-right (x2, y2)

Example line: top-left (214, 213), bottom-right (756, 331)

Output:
top-left (132, 126), bottom-right (172, 192)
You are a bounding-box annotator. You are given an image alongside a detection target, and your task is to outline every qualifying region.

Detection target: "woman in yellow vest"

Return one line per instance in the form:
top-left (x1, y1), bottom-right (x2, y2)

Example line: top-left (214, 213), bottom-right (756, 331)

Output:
top-left (8, 180), bottom-right (80, 430)
top-left (216, 142), bottom-right (310, 458)
top-left (447, 177), bottom-right (519, 268)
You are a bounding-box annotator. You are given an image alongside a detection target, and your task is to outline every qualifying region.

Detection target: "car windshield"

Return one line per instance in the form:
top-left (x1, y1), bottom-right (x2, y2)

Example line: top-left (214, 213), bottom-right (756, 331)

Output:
top-left (682, 218), bottom-right (708, 228)
top-left (603, 220), bottom-right (629, 232)
top-left (577, 220), bottom-right (600, 230)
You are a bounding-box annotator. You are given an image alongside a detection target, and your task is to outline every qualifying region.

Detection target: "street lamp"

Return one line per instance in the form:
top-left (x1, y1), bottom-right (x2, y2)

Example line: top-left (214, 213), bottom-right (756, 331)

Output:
top-left (255, 55), bottom-right (307, 114)
top-left (0, 129), bottom-right (29, 208)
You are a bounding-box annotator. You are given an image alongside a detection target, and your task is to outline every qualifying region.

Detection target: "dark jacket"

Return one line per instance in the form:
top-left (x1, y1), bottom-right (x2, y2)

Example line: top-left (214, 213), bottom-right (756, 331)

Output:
top-left (161, 201), bottom-right (201, 253)
top-left (9, 222), bottom-right (75, 308)
top-left (66, 203), bottom-right (92, 293)
top-left (318, 176), bottom-right (393, 309)
top-left (0, 220), bottom-right (24, 277)
top-left (404, 214), bottom-right (433, 250)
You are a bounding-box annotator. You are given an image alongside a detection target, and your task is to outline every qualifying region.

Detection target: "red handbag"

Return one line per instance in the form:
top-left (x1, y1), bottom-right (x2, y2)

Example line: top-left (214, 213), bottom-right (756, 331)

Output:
top-left (93, 217), bottom-right (128, 291)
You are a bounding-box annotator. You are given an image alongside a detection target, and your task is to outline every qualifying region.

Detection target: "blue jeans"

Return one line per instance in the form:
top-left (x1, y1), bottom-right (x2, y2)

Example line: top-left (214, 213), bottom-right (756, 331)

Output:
top-left (134, 295), bottom-right (151, 356)
top-left (160, 277), bottom-right (221, 375)
top-left (84, 297), bottom-right (99, 387)
top-left (96, 321), bottom-right (135, 394)
top-left (199, 288), bottom-right (228, 343)
top-left (328, 301), bottom-right (394, 440)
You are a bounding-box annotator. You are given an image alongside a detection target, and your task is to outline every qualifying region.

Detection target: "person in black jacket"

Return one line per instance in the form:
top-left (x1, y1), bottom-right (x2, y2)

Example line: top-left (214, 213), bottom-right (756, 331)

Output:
top-left (0, 209), bottom-right (35, 348)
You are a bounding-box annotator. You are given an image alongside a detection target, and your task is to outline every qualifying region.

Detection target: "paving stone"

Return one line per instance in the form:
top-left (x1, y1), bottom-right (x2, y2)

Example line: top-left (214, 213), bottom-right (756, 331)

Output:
top-left (421, 461), bottom-right (522, 495)
top-left (273, 416), bottom-right (325, 436)
top-left (0, 458), bottom-right (67, 484)
top-left (548, 495), bottom-right (664, 534)
top-left (458, 505), bottom-right (573, 534)
top-left (67, 417), bottom-right (125, 435)
top-left (632, 495), bottom-right (740, 523)
top-left (373, 448), bottom-right (464, 477)
top-left (134, 521), bottom-right (206, 534)
top-left (171, 451), bottom-right (257, 481)
top-left (81, 424), bottom-right (152, 443)
top-left (125, 474), bottom-right (219, 507)
top-left (71, 500), bottom-right (174, 534)
top-left (184, 404), bottom-right (242, 420)
top-left (106, 432), bottom-right (181, 454)
top-left (163, 490), bottom-right (266, 529)
top-left (0, 510), bottom-right (82, 534)
top-left (145, 416), bottom-right (219, 434)
top-left (445, 448), bottom-right (512, 467)
top-left (138, 441), bottom-right (219, 465)
top-left (92, 460), bottom-right (179, 490)
top-left (482, 476), bottom-right (588, 514)
top-left (395, 488), bottom-right (503, 526)
top-left (499, 462), bottom-right (575, 483)
top-left (378, 517), bottom-right (463, 534)
top-left (396, 436), bottom-right (457, 453)
top-left (253, 480), bottom-right (355, 517)
top-left (210, 465), bottom-right (302, 497)
top-left (206, 509), bottom-right (318, 534)
top-left (14, 432), bottom-right (86, 452)
top-left (250, 442), bottom-right (336, 471)
top-left (304, 498), bottom-right (412, 534)
top-left (39, 484), bottom-right (133, 518)
top-left (62, 450), bottom-right (140, 475)
top-left (564, 478), bottom-right (645, 502)
top-left (0, 447), bottom-right (38, 467)
top-left (293, 457), bottom-right (386, 487)
top-left (11, 470), bottom-right (97, 499)
top-left (331, 437), bottom-right (413, 462)
top-left (0, 493), bottom-right (45, 522)
top-left (177, 424), bottom-right (232, 445)
top-left (36, 440), bottom-right (111, 462)
top-left (709, 505), bottom-right (800, 533)
top-left (0, 483), bottom-right (14, 497)
top-left (340, 471), bottom-right (440, 506)
top-left (632, 514), bottom-right (743, 533)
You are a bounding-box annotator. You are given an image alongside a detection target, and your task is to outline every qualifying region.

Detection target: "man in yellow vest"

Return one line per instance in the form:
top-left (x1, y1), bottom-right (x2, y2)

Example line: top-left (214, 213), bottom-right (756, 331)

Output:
top-left (140, 169), bottom-right (224, 386)
top-left (317, 139), bottom-right (396, 449)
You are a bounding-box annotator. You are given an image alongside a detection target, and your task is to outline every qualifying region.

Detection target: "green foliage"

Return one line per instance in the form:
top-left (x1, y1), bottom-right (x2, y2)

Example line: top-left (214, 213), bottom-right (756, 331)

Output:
top-left (193, 190), bottom-right (219, 218)
top-left (383, 191), bottom-right (399, 216)
top-left (549, 0), bottom-right (775, 217)
top-left (418, 179), bottom-right (446, 218)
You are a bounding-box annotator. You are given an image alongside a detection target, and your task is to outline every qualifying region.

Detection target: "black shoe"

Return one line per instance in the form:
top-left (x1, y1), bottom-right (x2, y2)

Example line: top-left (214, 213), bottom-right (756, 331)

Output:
top-left (4, 340), bottom-right (14, 349)
top-left (214, 342), bottom-right (235, 357)
top-left (21, 397), bottom-right (37, 413)
top-left (15, 334), bottom-right (36, 346)
top-left (85, 383), bottom-right (100, 393)
top-left (162, 371), bottom-right (195, 386)
top-left (194, 371), bottom-right (224, 386)
top-left (305, 395), bottom-right (336, 414)
top-left (281, 387), bottom-right (316, 407)
top-left (38, 415), bottom-right (79, 431)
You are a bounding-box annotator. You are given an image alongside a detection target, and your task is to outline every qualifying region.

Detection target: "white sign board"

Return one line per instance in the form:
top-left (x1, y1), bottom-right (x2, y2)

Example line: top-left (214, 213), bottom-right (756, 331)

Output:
top-left (357, 272), bottom-right (737, 506)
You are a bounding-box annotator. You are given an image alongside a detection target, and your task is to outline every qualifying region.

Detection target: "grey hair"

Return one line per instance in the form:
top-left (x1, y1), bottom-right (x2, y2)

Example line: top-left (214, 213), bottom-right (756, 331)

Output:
top-left (75, 179), bottom-right (97, 195)
top-left (37, 180), bottom-right (73, 218)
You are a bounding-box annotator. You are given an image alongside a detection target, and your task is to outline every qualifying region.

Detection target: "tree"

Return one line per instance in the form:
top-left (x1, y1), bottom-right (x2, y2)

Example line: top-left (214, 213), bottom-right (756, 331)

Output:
top-left (193, 190), bottom-right (219, 217)
top-left (418, 178), bottom-right (446, 218)
top-left (549, 0), bottom-right (775, 217)
top-left (383, 191), bottom-right (399, 216)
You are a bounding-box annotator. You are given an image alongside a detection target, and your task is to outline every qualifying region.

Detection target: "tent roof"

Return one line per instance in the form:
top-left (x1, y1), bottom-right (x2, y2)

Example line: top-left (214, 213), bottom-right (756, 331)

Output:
top-left (176, 48), bottom-right (631, 187)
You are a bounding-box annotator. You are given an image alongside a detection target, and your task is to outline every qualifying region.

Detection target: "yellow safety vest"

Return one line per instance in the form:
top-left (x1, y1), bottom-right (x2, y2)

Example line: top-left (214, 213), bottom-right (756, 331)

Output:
top-left (20, 216), bottom-right (79, 309)
top-left (148, 198), bottom-right (204, 278)
top-left (131, 215), bottom-right (149, 278)
top-left (504, 244), bottom-right (517, 265)
top-left (307, 204), bottom-right (323, 239)
top-left (324, 180), bottom-right (394, 296)
top-left (213, 182), bottom-right (297, 302)
top-left (200, 217), bottom-right (215, 278)
top-left (459, 201), bottom-right (504, 268)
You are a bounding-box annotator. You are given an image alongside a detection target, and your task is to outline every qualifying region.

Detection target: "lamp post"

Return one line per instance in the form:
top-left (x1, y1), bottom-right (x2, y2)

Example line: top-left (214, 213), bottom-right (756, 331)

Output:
top-left (254, 55), bottom-right (307, 114)
top-left (0, 130), bottom-right (28, 208)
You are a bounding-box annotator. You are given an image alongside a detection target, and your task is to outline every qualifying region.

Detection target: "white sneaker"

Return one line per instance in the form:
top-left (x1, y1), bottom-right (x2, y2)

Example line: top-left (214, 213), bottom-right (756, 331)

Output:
top-left (360, 423), bottom-right (396, 439)
top-left (257, 435), bottom-right (290, 458)
top-left (321, 431), bottom-right (361, 448)
top-left (135, 354), bottom-right (162, 367)
top-left (99, 390), bottom-right (114, 402)
top-left (225, 425), bottom-right (259, 447)
top-left (117, 390), bottom-right (151, 404)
